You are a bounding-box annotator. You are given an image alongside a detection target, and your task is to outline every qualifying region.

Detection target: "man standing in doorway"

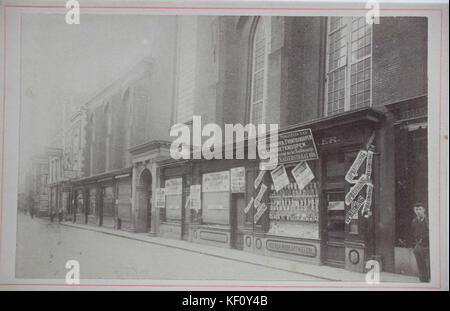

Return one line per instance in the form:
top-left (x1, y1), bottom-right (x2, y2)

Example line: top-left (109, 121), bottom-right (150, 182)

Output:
top-left (411, 202), bottom-right (430, 282)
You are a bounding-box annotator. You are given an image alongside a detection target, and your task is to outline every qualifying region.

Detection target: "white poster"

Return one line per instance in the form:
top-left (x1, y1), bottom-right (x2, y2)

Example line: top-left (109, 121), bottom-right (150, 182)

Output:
top-left (202, 171), bottom-right (230, 192)
top-left (155, 188), bottom-right (166, 209)
top-left (270, 165), bottom-right (290, 192)
top-left (190, 185), bottom-right (201, 210)
top-left (291, 161), bottom-right (315, 191)
top-left (230, 167), bottom-right (246, 193)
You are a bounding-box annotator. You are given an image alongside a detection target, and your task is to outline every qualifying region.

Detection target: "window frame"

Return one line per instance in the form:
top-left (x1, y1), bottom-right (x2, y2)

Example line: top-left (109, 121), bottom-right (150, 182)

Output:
top-left (324, 16), bottom-right (373, 117)
top-left (249, 17), bottom-right (269, 126)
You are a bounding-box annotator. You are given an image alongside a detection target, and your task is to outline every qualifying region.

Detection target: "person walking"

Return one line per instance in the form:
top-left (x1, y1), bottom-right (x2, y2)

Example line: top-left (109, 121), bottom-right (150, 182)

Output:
top-left (411, 202), bottom-right (430, 282)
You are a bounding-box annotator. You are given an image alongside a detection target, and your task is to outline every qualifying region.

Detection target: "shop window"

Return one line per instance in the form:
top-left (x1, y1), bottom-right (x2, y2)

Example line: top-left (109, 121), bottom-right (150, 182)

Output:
top-left (202, 171), bottom-right (230, 225)
top-left (267, 166), bottom-right (320, 239)
top-left (325, 17), bottom-right (372, 116)
top-left (249, 17), bottom-right (268, 126)
top-left (87, 187), bottom-right (97, 217)
top-left (165, 177), bottom-right (183, 221)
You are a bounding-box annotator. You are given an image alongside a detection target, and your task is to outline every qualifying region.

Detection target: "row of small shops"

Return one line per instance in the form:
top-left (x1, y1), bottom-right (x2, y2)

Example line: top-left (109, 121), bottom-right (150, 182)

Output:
top-left (47, 107), bottom-right (384, 273)
top-left (47, 102), bottom-right (428, 275)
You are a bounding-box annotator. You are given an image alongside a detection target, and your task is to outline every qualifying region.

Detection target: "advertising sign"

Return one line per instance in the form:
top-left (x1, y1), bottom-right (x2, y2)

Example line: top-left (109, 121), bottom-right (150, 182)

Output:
top-left (291, 161), bottom-right (315, 191)
top-left (202, 171), bottom-right (230, 192)
top-left (254, 202), bottom-right (267, 224)
top-left (230, 167), bottom-right (246, 193)
top-left (270, 165), bottom-right (290, 192)
top-left (278, 129), bottom-right (318, 164)
top-left (254, 184), bottom-right (267, 208)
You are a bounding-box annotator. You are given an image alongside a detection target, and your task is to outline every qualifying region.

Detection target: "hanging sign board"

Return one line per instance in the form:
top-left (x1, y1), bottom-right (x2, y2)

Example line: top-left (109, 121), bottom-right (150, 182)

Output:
top-left (155, 188), bottom-right (166, 209)
top-left (270, 165), bottom-right (290, 192)
top-left (278, 129), bottom-right (319, 164)
top-left (202, 171), bottom-right (230, 192)
top-left (345, 195), bottom-right (365, 224)
top-left (291, 161), bottom-right (315, 191)
top-left (230, 167), bottom-right (246, 193)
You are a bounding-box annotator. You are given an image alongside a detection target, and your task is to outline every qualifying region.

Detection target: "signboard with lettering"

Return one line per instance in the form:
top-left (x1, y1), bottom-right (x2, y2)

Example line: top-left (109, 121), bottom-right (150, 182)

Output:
top-left (202, 171), bottom-right (230, 193)
top-left (278, 129), bottom-right (318, 164)
top-left (254, 170), bottom-right (265, 189)
top-left (230, 167), bottom-right (246, 193)
top-left (270, 165), bottom-right (290, 192)
top-left (291, 161), bottom-right (315, 191)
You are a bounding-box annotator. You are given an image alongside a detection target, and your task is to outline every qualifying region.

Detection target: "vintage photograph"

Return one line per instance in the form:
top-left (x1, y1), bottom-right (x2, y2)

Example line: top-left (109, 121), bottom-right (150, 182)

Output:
top-left (0, 0), bottom-right (447, 290)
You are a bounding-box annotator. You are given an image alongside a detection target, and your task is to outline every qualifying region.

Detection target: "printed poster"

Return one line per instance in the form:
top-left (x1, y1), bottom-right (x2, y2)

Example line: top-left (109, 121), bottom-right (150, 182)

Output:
top-left (270, 165), bottom-right (290, 192)
top-left (230, 167), bottom-right (246, 193)
top-left (155, 188), bottom-right (166, 209)
top-left (291, 161), bottom-right (315, 191)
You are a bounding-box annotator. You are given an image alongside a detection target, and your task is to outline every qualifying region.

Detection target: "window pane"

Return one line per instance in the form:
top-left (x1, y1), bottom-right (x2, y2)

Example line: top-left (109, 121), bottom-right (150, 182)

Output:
top-left (250, 19), bottom-right (266, 124)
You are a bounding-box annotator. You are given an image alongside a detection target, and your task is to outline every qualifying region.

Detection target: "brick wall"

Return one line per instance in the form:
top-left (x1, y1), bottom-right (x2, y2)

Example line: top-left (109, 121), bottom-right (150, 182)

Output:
top-left (372, 17), bottom-right (427, 108)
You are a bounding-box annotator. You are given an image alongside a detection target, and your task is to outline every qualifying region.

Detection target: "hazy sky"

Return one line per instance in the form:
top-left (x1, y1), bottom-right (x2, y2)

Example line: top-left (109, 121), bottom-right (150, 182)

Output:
top-left (19, 13), bottom-right (174, 166)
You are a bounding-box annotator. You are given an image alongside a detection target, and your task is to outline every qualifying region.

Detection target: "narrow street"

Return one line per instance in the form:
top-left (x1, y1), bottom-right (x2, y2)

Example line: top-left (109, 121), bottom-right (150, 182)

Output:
top-left (15, 214), bottom-right (325, 281)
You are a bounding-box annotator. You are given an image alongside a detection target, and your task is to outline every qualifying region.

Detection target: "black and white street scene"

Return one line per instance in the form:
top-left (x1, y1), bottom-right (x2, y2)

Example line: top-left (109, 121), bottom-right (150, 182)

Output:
top-left (11, 3), bottom-right (445, 287)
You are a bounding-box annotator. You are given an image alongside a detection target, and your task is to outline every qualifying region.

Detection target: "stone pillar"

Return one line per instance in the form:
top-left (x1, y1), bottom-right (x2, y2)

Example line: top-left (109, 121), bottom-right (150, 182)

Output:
top-left (149, 161), bottom-right (159, 236)
top-left (130, 163), bottom-right (138, 232)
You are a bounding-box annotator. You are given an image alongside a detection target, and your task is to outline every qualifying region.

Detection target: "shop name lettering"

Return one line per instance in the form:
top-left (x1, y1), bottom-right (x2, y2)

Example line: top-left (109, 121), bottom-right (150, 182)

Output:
top-left (182, 295), bottom-right (267, 308)
top-left (170, 116), bottom-right (279, 169)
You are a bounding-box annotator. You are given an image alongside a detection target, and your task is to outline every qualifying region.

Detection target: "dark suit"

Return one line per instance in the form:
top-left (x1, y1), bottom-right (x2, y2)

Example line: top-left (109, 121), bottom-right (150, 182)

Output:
top-left (412, 217), bottom-right (430, 282)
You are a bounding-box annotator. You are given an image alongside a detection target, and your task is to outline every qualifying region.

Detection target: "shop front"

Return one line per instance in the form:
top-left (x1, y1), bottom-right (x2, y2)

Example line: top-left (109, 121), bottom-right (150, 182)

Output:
top-left (240, 108), bottom-right (384, 271)
top-left (386, 95), bottom-right (428, 276)
top-left (188, 160), bottom-right (250, 249)
top-left (70, 167), bottom-right (132, 230)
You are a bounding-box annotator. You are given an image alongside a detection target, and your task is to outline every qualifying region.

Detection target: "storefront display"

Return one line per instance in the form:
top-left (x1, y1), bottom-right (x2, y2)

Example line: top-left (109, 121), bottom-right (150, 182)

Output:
top-left (202, 171), bottom-right (230, 225)
top-left (165, 177), bottom-right (182, 220)
top-left (268, 181), bottom-right (319, 239)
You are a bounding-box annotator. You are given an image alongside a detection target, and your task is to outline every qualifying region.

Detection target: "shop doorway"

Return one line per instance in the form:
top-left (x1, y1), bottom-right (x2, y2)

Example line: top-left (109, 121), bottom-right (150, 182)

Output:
top-left (323, 190), bottom-right (346, 267)
top-left (138, 168), bottom-right (152, 233)
top-left (230, 194), bottom-right (245, 250)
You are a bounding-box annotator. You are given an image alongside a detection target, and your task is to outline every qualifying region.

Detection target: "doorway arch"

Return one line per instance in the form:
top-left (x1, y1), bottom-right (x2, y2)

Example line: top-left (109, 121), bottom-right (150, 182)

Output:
top-left (136, 168), bottom-right (152, 232)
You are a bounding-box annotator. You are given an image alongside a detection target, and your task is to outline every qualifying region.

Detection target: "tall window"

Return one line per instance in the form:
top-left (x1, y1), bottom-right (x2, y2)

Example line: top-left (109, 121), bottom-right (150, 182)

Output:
top-left (326, 17), bottom-right (372, 116)
top-left (250, 18), bottom-right (267, 125)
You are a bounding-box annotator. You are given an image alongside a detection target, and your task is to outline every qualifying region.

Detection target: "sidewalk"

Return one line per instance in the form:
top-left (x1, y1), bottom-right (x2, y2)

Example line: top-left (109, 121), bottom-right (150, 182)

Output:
top-left (59, 220), bottom-right (419, 283)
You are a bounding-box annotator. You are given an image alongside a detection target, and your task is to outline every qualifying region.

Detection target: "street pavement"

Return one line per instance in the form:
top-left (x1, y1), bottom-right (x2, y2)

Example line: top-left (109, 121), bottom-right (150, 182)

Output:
top-left (15, 214), bottom-right (419, 284)
top-left (15, 214), bottom-right (322, 281)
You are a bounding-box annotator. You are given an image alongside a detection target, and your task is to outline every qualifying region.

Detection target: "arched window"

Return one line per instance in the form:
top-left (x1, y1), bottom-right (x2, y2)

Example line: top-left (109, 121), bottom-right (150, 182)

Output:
top-left (249, 18), bottom-right (267, 125)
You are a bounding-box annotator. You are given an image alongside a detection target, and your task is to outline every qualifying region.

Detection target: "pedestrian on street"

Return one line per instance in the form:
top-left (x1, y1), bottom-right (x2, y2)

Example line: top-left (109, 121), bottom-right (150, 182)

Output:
top-left (411, 202), bottom-right (430, 282)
